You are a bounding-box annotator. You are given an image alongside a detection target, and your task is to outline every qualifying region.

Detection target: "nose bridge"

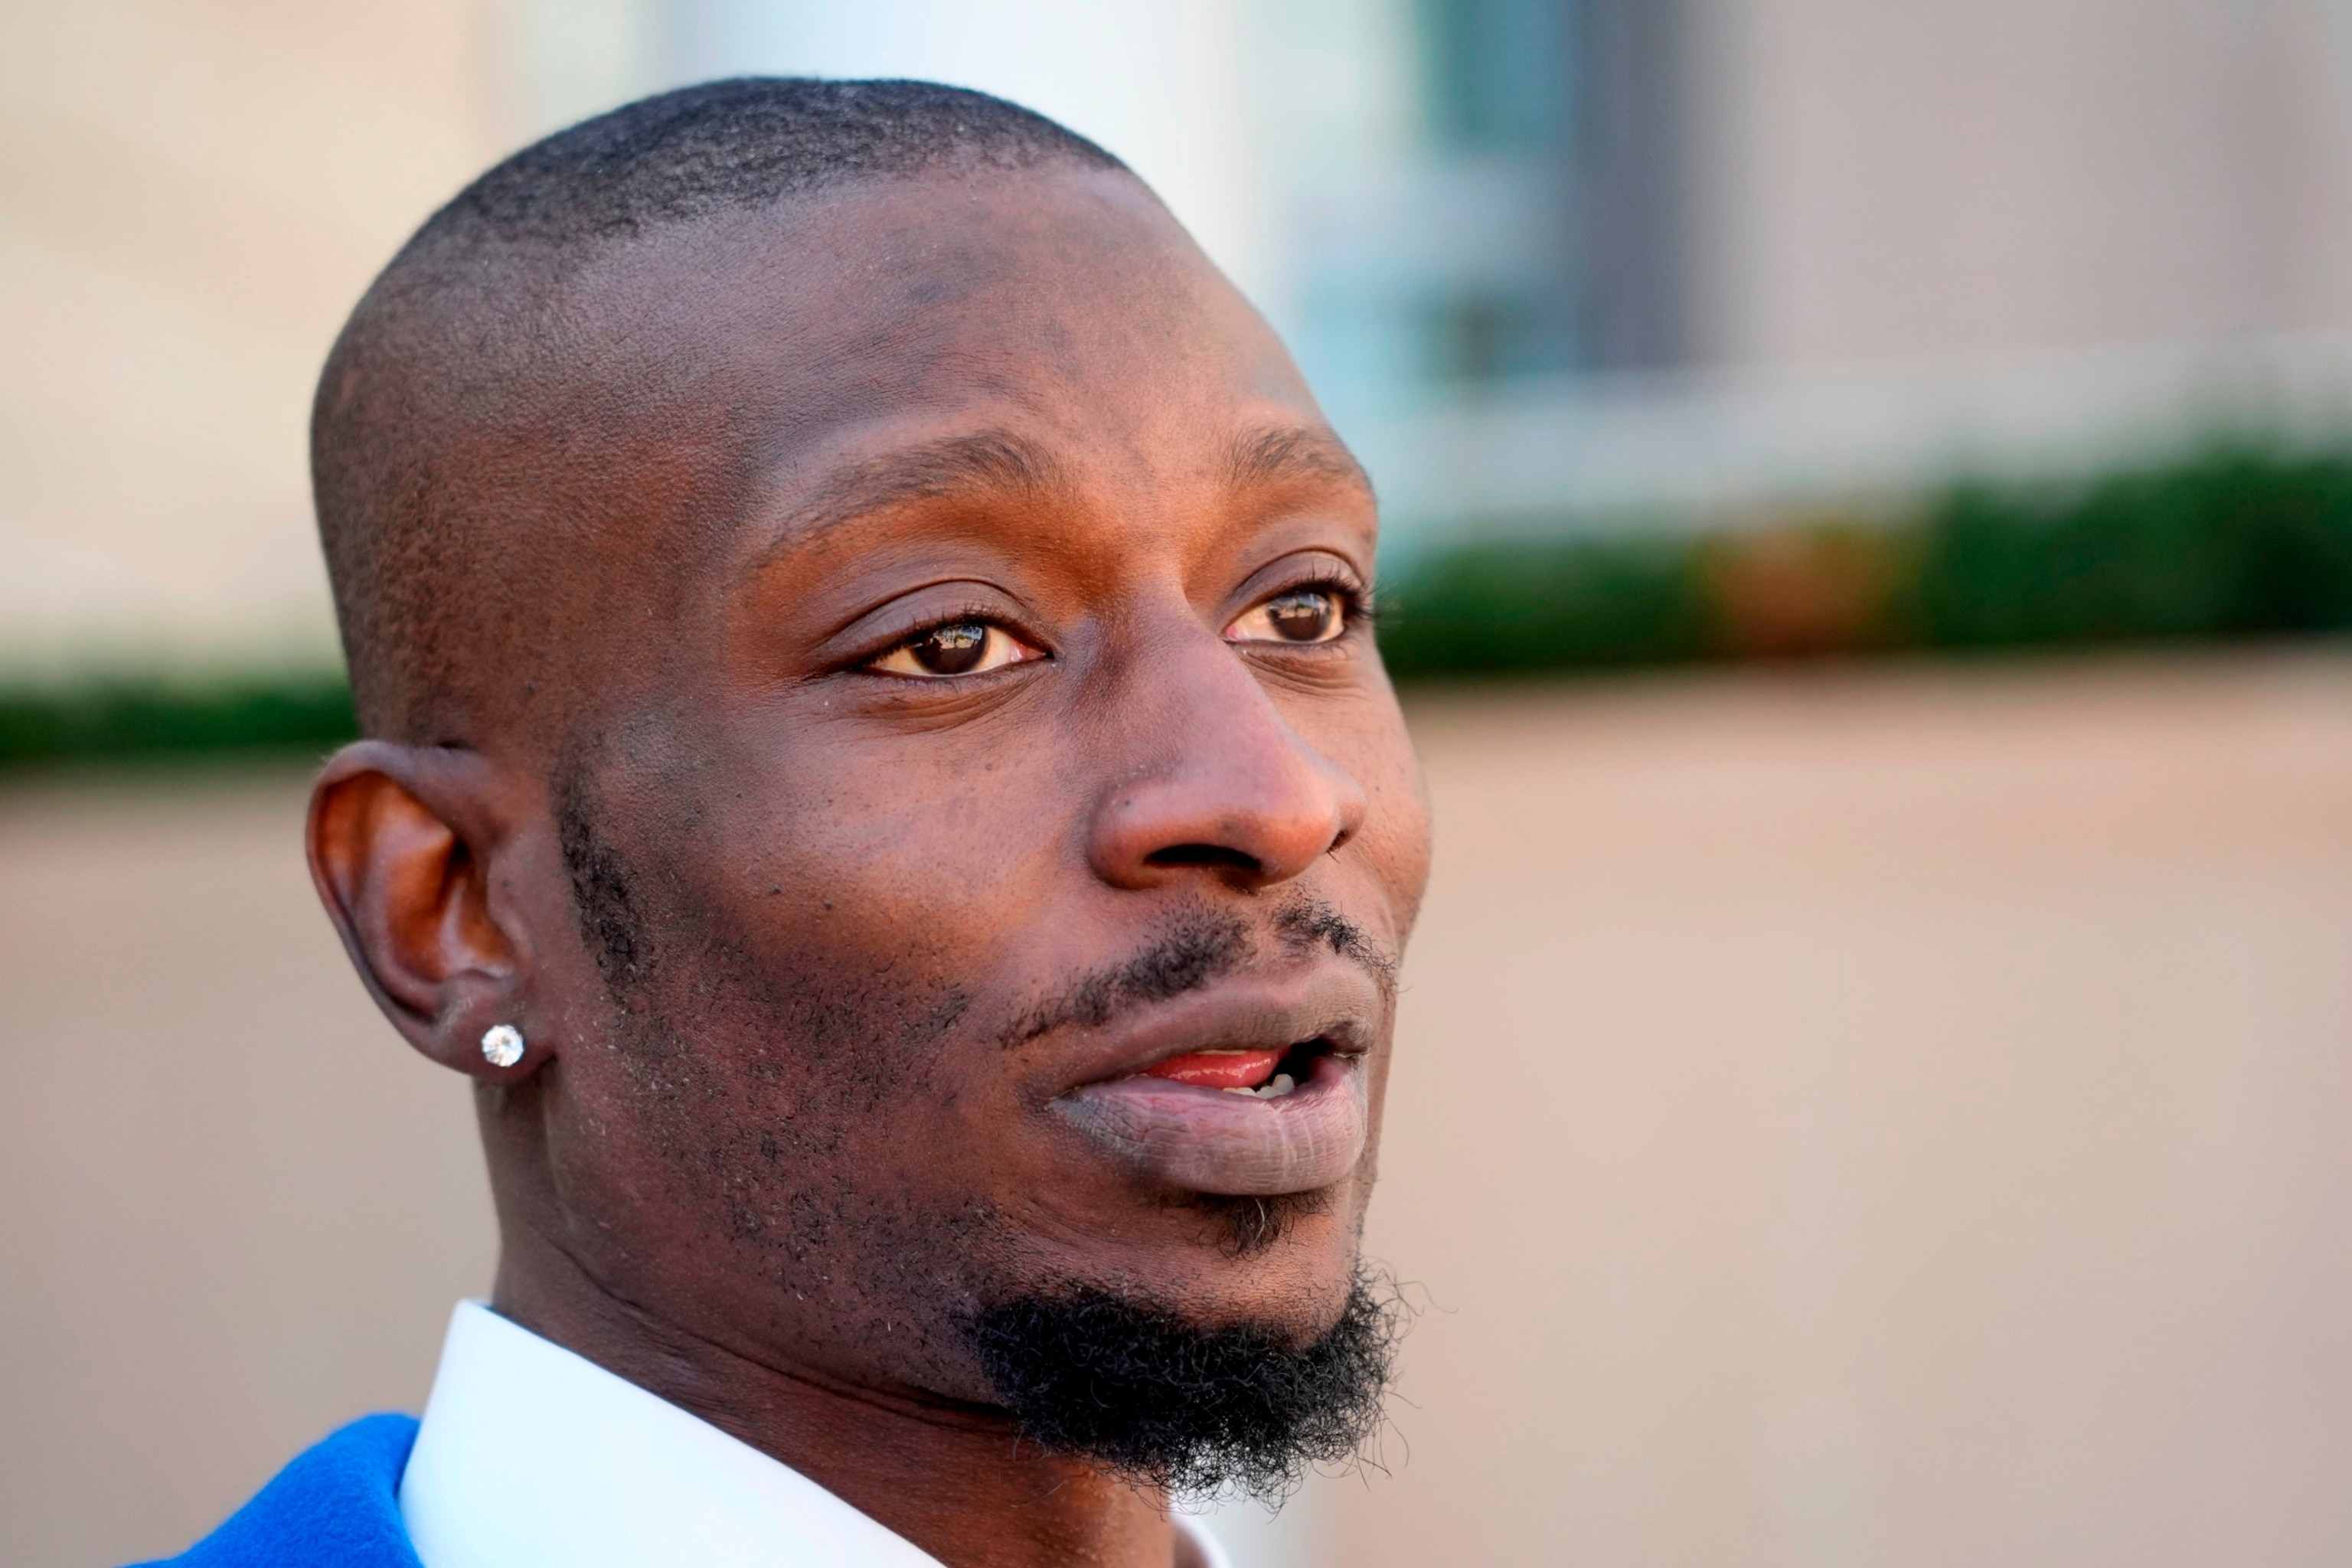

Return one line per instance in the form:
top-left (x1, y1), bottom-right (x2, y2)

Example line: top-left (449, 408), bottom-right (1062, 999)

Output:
top-left (1084, 626), bottom-right (1367, 890)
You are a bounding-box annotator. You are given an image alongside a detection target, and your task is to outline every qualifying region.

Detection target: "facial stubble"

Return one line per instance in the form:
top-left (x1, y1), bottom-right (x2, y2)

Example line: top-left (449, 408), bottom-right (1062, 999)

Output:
top-left (552, 763), bottom-right (1403, 1498)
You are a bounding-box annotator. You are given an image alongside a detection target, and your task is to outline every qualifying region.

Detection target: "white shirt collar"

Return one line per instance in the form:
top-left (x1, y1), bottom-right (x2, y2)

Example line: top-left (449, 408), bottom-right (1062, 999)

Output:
top-left (399, 1300), bottom-right (1229, 1568)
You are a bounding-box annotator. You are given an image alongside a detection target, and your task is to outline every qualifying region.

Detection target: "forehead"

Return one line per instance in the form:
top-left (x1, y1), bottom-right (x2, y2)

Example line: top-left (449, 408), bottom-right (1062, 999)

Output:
top-left (553, 165), bottom-right (1322, 479)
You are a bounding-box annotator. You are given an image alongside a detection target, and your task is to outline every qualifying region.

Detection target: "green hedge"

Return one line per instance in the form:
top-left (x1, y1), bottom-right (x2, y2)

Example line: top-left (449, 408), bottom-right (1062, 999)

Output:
top-left (1379, 446), bottom-right (2352, 678)
top-left (1911, 450), bottom-right (2352, 647)
top-left (0, 676), bottom-right (357, 769)
top-left (1374, 532), bottom-right (1710, 675)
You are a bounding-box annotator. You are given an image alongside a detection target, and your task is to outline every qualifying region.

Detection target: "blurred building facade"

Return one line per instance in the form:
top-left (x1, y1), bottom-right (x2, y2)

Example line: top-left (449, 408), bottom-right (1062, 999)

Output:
top-left (668, 0), bottom-right (2352, 541)
top-left (9, 0), bottom-right (2352, 678)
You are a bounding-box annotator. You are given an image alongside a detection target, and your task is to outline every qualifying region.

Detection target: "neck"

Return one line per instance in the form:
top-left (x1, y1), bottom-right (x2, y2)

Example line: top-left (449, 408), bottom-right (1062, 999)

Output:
top-left (490, 1222), bottom-right (1189, 1568)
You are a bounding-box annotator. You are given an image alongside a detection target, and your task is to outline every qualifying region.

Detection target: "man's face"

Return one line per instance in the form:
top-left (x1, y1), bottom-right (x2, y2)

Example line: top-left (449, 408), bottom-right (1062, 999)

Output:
top-left (479, 167), bottom-right (1431, 1406)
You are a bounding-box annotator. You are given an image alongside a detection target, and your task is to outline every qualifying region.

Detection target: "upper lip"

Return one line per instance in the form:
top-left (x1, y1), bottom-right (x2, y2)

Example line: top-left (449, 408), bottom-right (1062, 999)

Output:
top-left (1040, 963), bottom-right (1384, 1097)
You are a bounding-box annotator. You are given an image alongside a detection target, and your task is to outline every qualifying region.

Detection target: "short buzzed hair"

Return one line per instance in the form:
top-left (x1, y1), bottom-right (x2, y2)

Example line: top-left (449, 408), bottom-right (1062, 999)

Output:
top-left (312, 78), bottom-right (1127, 743)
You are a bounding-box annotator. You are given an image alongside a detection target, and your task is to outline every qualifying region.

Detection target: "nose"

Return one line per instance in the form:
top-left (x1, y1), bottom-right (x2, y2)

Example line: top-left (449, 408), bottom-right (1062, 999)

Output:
top-left (1086, 637), bottom-right (1369, 892)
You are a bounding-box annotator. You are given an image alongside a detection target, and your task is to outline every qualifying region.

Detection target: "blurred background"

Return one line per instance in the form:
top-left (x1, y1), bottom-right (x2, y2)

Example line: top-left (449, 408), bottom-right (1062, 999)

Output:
top-left (7, 2), bottom-right (2352, 1564)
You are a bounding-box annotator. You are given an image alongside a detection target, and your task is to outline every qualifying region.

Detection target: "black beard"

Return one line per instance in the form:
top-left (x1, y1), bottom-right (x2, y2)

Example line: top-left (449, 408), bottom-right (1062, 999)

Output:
top-left (962, 1268), bottom-right (1404, 1500)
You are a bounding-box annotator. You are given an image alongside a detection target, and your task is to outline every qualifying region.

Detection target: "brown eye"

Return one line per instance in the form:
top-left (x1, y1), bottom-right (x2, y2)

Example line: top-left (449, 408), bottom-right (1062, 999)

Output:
top-left (868, 621), bottom-right (1039, 679)
top-left (912, 622), bottom-right (985, 674)
top-left (1226, 587), bottom-right (1345, 645)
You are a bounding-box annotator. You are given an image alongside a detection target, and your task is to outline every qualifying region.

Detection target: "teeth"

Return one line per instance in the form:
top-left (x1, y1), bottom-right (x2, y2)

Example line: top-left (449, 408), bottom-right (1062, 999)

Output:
top-left (1220, 1073), bottom-right (1298, 1099)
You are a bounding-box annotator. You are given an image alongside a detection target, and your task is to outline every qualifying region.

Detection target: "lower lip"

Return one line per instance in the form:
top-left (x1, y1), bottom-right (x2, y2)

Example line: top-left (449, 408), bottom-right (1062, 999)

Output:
top-left (1049, 1052), bottom-right (1367, 1197)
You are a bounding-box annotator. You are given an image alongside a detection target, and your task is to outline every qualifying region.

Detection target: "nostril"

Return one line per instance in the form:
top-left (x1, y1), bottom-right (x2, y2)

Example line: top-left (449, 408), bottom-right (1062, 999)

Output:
top-left (1144, 844), bottom-right (1263, 874)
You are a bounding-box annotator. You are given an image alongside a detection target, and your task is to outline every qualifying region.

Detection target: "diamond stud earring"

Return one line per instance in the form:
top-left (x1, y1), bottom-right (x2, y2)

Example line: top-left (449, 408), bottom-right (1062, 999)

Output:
top-left (480, 1024), bottom-right (526, 1068)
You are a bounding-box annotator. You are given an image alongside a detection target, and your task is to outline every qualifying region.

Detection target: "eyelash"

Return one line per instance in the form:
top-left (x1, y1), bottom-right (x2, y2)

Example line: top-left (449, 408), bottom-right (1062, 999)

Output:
top-left (1291, 574), bottom-right (1376, 626)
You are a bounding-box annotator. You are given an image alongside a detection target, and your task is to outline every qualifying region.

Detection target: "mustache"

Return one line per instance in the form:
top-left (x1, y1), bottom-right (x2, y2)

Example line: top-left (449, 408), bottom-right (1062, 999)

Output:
top-left (1004, 896), bottom-right (1396, 1050)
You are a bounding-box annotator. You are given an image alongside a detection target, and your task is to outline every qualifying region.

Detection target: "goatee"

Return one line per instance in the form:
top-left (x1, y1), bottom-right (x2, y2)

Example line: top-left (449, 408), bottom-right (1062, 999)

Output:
top-left (962, 1266), bottom-right (1404, 1500)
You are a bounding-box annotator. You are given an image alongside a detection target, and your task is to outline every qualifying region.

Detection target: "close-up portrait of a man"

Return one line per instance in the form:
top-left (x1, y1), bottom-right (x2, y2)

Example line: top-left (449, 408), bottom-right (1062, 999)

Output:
top-left (145, 76), bottom-right (1432, 1568)
top-left (28, 8), bottom-right (2352, 1567)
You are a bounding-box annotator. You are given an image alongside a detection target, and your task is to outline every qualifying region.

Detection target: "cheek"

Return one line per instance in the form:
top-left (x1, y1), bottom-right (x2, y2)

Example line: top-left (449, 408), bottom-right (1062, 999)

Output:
top-left (747, 739), bottom-right (1076, 944)
top-left (531, 886), bottom-right (991, 1265)
top-left (624, 769), bottom-right (1061, 1130)
top-left (1338, 706), bottom-right (1434, 937)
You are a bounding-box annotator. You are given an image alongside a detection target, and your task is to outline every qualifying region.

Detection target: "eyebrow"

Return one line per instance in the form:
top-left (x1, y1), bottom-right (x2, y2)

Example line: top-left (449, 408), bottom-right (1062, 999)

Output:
top-left (750, 421), bottom-right (1373, 573)
top-left (779, 429), bottom-right (1068, 543)
top-left (1225, 424), bottom-right (1375, 498)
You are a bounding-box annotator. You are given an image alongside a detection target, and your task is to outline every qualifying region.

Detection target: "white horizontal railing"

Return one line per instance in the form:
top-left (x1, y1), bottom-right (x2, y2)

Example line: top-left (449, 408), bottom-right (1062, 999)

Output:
top-left (1354, 332), bottom-right (2352, 560)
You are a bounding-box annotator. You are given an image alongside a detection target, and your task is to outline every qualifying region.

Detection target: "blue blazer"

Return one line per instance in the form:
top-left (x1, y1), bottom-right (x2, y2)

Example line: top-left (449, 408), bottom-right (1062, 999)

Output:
top-left (132, 1414), bottom-right (424, 1567)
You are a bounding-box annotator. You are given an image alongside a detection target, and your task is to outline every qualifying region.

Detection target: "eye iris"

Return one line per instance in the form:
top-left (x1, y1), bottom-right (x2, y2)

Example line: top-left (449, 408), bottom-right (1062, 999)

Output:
top-left (1266, 590), bottom-right (1335, 642)
top-left (914, 622), bottom-right (988, 675)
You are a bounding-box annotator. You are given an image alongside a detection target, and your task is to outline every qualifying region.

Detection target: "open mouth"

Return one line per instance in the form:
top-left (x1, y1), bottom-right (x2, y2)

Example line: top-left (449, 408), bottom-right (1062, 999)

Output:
top-left (1042, 968), bottom-right (1383, 1196)
top-left (1059, 1040), bottom-right (1367, 1196)
top-left (1138, 1038), bottom-right (1335, 1099)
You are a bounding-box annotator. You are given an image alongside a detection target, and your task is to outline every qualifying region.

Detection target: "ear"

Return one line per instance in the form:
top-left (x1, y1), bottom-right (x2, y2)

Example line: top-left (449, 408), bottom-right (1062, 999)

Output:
top-left (306, 740), bottom-right (544, 1080)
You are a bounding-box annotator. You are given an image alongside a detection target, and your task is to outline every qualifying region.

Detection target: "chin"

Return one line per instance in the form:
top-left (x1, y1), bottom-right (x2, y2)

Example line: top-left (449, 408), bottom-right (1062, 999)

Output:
top-left (1061, 1169), bottom-right (1375, 1337)
top-left (958, 1243), bottom-right (1404, 1499)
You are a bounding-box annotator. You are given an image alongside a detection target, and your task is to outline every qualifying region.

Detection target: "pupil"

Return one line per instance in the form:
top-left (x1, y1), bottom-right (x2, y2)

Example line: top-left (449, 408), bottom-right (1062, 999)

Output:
top-left (917, 622), bottom-right (988, 675)
top-left (1267, 590), bottom-right (1334, 641)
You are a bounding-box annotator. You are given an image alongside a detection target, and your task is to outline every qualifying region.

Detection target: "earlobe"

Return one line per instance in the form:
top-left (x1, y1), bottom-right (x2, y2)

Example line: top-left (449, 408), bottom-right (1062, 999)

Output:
top-left (306, 740), bottom-right (545, 1081)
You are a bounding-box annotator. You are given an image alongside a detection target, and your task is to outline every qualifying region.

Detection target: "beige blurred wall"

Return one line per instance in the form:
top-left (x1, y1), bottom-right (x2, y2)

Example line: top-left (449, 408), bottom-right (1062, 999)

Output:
top-left (1346, 654), bottom-right (2352, 1565)
top-left (9, 656), bottom-right (2352, 1567)
top-left (0, 0), bottom-right (684, 681)
top-left (0, 2), bottom-right (511, 678)
top-left (1684, 0), bottom-right (2352, 365)
top-left (0, 764), bottom-right (495, 1568)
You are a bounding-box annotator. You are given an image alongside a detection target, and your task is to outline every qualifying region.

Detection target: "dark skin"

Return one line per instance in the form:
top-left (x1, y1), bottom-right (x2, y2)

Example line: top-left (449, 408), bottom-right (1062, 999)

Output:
top-left (307, 164), bottom-right (1432, 1567)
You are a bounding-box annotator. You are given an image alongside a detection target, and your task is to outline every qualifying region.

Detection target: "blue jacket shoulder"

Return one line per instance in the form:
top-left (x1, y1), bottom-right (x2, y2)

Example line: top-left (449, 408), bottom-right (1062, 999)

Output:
top-left (129, 1413), bottom-right (423, 1568)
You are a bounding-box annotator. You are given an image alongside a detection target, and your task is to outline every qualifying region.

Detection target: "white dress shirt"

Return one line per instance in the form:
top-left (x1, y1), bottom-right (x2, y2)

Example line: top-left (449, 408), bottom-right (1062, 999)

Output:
top-left (399, 1300), bottom-right (1230, 1568)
